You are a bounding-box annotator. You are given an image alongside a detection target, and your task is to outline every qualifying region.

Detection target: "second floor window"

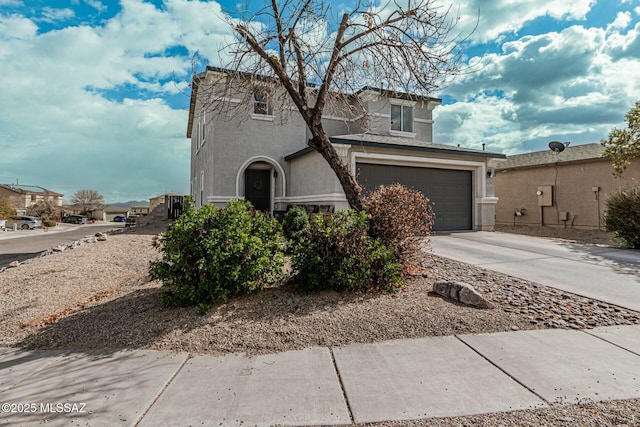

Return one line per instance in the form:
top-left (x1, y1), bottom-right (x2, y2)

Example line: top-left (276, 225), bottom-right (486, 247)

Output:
top-left (253, 91), bottom-right (271, 115)
top-left (201, 108), bottom-right (206, 144)
top-left (391, 104), bottom-right (413, 133)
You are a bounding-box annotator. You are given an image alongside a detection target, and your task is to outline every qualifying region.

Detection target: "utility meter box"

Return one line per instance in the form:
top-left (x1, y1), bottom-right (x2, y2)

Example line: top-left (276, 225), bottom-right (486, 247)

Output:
top-left (537, 185), bottom-right (553, 207)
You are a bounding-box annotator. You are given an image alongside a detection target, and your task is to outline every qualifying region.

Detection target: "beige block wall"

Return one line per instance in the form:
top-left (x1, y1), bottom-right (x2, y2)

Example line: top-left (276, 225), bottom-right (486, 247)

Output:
top-left (495, 159), bottom-right (640, 229)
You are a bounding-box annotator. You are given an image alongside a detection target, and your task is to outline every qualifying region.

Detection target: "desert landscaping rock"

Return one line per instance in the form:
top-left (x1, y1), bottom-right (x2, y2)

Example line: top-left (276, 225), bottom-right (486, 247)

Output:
top-left (432, 280), bottom-right (494, 309)
top-left (7, 261), bottom-right (19, 268)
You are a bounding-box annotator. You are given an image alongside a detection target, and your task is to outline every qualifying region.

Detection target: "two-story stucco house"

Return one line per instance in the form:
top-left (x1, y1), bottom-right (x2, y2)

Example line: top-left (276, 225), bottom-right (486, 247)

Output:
top-left (187, 67), bottom-right (505, 231)
top-left (0, 184), bottom-right (63, 215)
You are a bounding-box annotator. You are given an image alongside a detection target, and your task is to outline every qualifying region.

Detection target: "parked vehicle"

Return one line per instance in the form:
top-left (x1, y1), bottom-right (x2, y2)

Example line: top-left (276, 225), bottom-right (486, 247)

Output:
top-left (62, 215), bottom-right (88, 224)
top-left (113, 215), bottom-right (126, 222)
top-left (6, 216), bottom-right (41, 230)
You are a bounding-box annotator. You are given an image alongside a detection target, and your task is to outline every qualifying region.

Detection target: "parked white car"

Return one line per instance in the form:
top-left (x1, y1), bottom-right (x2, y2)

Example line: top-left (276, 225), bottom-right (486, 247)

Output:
top-left (6, 216), bottom-right (41, 230)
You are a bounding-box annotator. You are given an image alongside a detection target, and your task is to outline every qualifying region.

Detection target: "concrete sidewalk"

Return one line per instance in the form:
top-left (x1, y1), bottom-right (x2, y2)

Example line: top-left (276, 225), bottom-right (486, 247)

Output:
top-left (1, 325), bottom-right (639, 426)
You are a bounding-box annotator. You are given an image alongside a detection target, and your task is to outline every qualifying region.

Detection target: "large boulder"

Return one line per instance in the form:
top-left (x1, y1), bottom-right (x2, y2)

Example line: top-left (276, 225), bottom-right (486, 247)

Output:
top-left (433, 281), bottom-right (494, 309)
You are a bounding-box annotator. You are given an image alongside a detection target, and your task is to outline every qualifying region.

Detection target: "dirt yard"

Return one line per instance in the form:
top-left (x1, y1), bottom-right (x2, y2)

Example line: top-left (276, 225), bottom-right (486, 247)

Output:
top-left (1, 223), bottom-right (637, 356)
top-left (1, 222), bottom-right (638, 426)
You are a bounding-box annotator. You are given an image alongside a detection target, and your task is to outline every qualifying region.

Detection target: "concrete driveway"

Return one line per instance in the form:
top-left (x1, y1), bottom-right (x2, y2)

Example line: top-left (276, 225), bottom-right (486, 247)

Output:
top-left (431, 231), bottom-right (640, 312)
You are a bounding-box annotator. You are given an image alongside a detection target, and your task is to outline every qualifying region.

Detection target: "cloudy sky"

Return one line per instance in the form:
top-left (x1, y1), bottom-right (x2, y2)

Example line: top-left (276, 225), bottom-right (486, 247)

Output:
top-left (0, 0), bottom-right (639, 203)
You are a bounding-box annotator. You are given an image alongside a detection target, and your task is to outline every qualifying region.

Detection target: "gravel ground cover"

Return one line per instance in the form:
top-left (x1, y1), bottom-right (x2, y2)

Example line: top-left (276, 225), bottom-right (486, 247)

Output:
top-left (1, 222), bottom-right (638, 425)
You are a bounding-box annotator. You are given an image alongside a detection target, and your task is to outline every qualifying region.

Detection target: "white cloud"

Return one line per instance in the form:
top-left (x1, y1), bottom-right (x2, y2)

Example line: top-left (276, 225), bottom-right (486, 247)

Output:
top-left (434, 20), bottom-right (640, 153)
top-left (607, 21), bottom-right (640, 59)
top-left (0, 13), bottom-right (37, 40)
top-left (40, 7), bottom-right (75, 23)
top-left (164, 0), bottom-right (236, 62)
top-left (0, 0), bottom-right (237, 201)
top-left (454, 0), bottom-right (596, 44)
top-left (83, 0), bottom-right (107, 13)
top-left (608, 11), bottom-right (632, 31)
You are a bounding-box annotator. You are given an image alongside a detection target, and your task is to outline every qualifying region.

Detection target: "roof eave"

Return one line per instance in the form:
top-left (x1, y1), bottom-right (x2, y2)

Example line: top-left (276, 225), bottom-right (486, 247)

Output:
top-left (285, 139), bottom-right (507, 161)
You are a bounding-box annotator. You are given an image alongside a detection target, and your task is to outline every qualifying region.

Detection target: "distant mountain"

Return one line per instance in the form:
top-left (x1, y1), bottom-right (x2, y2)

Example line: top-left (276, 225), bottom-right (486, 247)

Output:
top-left (108, 200), bottom-right (148, 208)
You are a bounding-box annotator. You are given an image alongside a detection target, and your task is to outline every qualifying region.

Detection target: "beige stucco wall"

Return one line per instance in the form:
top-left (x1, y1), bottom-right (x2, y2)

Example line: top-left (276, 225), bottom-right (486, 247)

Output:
top-left (0, 188), bottom-right (62, 211)
top-left (495, 159), bottom-right (640, 229)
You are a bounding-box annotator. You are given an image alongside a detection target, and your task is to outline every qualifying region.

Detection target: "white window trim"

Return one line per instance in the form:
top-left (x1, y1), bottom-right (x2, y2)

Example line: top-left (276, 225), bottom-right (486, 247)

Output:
top-left (201, 108), bottom-right (206, 146)
top-left (390, 99), bottom-right (417, 107)
top-left (195, 119), bottom-right (202, 153)
top-left (390, 102), bottom-right (415, 133)
top-left (389, 130), bottom-right (417, 138)
top-left (252, 90), bottom-right (273, 117)
top-left (250, 113), bottom-right (275, 121)
top-left (200, 170), bottom-right (205, 206)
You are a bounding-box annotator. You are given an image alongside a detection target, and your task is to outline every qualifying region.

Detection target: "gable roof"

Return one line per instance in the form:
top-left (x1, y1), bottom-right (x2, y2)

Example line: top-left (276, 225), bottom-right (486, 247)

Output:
top-left (0, 184), bottom-right (63, 196)
top-left (496, 143), bottom-right (606, 170)
top-left (285, 133), bottom-right (506, 160)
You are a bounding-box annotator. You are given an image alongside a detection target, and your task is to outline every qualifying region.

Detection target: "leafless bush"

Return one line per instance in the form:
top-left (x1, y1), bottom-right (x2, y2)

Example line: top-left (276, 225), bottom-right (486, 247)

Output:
top-left (363, 183), bottom-right (434, 263)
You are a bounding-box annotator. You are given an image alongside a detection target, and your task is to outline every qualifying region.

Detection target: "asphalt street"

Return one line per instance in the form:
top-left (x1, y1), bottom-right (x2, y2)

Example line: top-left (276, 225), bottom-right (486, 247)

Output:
top-left (0, 223), bottom-right (123, 269)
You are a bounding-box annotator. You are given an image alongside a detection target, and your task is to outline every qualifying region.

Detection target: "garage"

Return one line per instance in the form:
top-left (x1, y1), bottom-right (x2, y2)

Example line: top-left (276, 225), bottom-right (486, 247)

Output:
top-left (357, 163), bottom-right (473, 231)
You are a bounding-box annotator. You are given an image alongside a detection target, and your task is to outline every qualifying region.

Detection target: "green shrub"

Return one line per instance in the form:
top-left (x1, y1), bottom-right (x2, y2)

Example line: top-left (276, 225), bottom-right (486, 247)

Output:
top-left (605, 185), bottom-right (640, 248)
top-left (363, 183), bottom-right (434, 262)
top-left (149, 199), bottom-right (286, 312)
top-left (291, 210), bottom-right (404, 293)
top-left (282, 206), bottom-right (310, 250)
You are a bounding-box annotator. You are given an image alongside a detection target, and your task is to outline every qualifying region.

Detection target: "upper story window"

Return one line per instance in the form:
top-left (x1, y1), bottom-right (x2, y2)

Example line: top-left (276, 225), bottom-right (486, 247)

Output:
top-left (253, 91), bottom-right (272, 116)
top-left (196, 108), bottom-right (206, 152)
top-left (201, 108), bottom-right (206, 144)
top-left (390, 104), bottom-right (413, 133)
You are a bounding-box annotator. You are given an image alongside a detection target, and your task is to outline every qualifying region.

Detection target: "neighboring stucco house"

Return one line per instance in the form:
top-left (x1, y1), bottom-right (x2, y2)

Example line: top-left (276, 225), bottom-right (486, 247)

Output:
top-left (130, 203), bottom-right (150, 216)
top-left (0, 184), bottom-right (63, 215)
top-left (188, 67), bottom-right (505, 231)
top-left (103, 205), bottom-right (130, 222)
top-left (149, 193), bottom-right (180, 213)
top-left (495, 143), bottom-right (640, 229)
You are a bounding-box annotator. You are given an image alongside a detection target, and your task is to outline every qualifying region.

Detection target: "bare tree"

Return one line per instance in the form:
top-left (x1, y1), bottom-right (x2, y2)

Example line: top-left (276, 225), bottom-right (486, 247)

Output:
top-left (26, 199), bottom-right (59, 221)
top-left (70, 189), bottom-right (105, 214)
top-left (197, 0), bottom-right (473, 211)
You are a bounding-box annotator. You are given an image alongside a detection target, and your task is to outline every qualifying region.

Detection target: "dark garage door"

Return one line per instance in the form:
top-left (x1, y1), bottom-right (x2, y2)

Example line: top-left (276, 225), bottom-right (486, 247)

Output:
top-left (357, 163), bottom-right (472, 231)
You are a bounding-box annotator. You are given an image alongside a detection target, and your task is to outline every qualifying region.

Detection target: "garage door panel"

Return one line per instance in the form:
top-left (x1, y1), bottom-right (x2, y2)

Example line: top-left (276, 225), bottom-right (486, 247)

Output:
top-left (357, 163), bottom-right (472, 231)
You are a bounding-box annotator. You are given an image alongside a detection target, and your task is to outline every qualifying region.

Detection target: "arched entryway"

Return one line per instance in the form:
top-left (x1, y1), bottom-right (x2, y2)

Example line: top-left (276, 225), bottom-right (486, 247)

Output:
top-left (236, 156), bottom-right (286, 213)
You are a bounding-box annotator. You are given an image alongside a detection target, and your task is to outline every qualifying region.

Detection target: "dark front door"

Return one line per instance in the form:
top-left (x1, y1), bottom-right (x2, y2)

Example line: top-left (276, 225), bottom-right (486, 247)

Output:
top-left (244, 169), bottom-right (271, 212)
